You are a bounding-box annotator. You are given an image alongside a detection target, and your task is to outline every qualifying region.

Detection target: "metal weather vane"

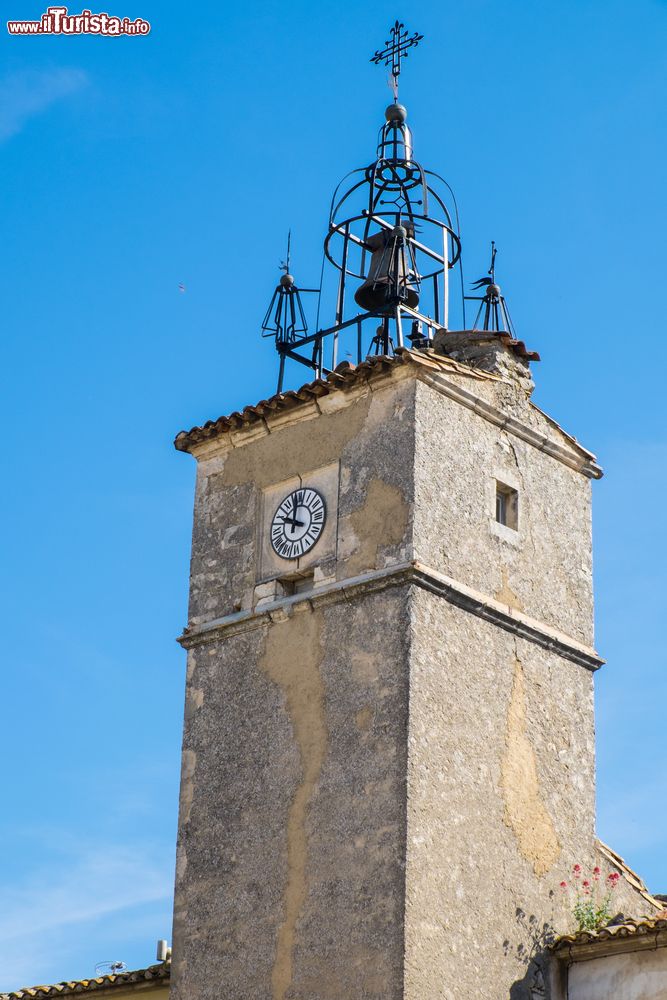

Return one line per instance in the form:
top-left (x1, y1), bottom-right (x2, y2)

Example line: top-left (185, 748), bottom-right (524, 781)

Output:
top-left (371, 20), bottom-right (423, 101)
top-left (261, 232), bottom-right (319, 391)
top-left (279, 229), bottom-right (292, 276)
top-left (467, 242), bottom-right (516, 335)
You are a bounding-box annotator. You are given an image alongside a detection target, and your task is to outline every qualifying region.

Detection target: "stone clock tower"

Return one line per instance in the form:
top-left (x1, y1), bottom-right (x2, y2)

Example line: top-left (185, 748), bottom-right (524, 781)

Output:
top-left (167, 22), bottom-right (651, 1000)
top-left (170, 344), bottom-right (609, 1000)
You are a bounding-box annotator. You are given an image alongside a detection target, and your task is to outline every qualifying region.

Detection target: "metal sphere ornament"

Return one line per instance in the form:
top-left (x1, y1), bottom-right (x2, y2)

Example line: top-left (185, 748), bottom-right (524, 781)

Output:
top-left (385, 103), bottom-right (408, 123)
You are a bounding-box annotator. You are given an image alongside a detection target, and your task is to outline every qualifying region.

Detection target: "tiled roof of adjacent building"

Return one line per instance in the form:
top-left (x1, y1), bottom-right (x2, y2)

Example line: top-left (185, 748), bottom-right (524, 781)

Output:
top-left (0, 964), bottom-right (170, 999)
top-left (596, 839), bottom-right (663, 912)
top-left (552, 914), bottom-right (667, 951)
top-left (551, 841), bottom-right (666, 954)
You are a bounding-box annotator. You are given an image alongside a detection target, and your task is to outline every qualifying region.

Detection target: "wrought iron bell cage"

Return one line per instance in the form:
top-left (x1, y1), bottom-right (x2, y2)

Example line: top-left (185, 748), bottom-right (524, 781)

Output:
top-left (261, 23), bottom-right (468, 392)
top-left (321, 102), bottom-right (463, 366)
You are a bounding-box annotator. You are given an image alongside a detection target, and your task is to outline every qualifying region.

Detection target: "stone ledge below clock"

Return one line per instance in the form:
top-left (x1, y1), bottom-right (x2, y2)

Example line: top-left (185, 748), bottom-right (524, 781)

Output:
top-left (178, 560), bottom-right (603, 672)
top-left (253, 566), bottom-right (337, 609)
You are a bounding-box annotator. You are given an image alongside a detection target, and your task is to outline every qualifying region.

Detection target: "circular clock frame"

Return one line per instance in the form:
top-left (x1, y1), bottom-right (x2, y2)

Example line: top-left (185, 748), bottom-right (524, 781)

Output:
top-left (270, 487), bottom-right (327, 560)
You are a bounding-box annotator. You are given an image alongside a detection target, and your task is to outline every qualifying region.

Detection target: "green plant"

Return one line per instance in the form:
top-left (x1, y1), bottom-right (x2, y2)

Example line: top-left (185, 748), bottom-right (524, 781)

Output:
top-left (560, 864), bottom-right (621, 932)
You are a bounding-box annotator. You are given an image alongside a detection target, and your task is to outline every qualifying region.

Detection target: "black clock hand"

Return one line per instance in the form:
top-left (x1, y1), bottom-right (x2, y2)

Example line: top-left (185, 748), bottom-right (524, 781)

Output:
top-left (278, 514), bottom-right (305, 528)
top-left (287, 494), bottom-right (305, 531)
top-left (279, 496), bottom-right (304, 530)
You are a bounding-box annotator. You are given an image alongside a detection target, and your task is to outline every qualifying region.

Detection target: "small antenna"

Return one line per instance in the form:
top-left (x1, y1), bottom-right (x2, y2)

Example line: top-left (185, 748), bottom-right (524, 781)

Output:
top-left (156, 939), bottom-right (172, 963)
top-left (94, 961), bottom-right (127, 978)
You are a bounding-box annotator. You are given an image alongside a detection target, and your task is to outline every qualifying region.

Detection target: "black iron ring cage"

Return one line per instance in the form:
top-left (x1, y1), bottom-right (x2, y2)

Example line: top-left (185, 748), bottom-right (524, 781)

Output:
top-left (261, 23), bottom-right (470, 392)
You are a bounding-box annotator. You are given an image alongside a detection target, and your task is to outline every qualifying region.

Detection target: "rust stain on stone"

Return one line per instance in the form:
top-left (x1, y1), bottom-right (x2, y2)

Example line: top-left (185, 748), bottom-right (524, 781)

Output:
top-left (260, 608), bottom-right (328, 1000)
top-left (501, 659), bottom-right (560, 876)
top-left (345, 478), bottom-right (409, 577)
top-left (184, 686), bottom-right (204, 723)
top-left (350, 650), bottom-right (380, 685)
top-left (180, 749), bottom-right (197, 827)
top-left (221, 394), bottom-right (372, 488)
top-left (496, 567), bottom-right (524, 612)
top-left (355, 705), bottom-right (373, 732)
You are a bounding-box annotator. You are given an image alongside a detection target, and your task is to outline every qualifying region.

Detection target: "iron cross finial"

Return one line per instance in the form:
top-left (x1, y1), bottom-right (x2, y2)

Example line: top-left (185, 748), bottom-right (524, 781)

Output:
top-left (371, 20), bottom-right (424, 101)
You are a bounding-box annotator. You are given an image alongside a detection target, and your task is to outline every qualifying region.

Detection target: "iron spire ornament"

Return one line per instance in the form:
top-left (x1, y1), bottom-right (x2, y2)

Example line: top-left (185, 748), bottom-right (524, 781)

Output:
top-left (260, 21), bottom-right (465, 392)
top-left (466, 242), bottom-right (517, 335)
top-left (260, 232), bottom-right (319, 392)
top-left (371, 20), bottom-right (423, 101)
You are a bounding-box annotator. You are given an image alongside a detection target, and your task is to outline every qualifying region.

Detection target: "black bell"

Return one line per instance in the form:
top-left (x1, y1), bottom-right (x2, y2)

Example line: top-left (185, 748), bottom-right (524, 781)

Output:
top-left (354, 225), bottom-right (420, 312)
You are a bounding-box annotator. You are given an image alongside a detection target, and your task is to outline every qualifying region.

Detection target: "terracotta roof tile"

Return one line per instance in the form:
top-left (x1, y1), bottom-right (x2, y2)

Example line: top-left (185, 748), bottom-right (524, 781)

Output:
top-left (438, 328), bottom-right (540, 362)
top-left (551, 841), bottom-right (666, 953)
top-left (174, 348), bottom-right (499, 453)
top-left (552, 915), bottom-right (667, 950)
top-left (0, 965), bottom-right (170, 1000)
top-left (173, 346), bottom-right (600, 478)
top-left (596, 838), bottom-right (663, 910)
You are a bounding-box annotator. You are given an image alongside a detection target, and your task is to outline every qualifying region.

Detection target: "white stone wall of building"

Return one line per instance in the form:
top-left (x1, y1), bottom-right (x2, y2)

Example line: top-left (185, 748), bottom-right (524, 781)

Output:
top-left (566, 948), bottom-right (667, 1000)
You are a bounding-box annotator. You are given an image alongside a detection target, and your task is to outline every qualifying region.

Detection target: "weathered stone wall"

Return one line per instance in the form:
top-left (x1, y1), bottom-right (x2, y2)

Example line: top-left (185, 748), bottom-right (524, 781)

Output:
top-left (562, 947), bottom-right (667, 999)
top-left (186, 374), bottom-right (417, 628)
top-left (172, 589), bottom-right (411, 1000)
top-left (413, 376), bottom-right (594, 645)
top-left (173, 373), bottom-right (421, 999)
top-left (405, 589), bottom-right (597, 999)
top-left (172, 359), bottom-right (613, 1000)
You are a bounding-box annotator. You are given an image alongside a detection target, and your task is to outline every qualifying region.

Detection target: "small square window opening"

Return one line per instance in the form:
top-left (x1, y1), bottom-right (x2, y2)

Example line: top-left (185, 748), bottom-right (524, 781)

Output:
top-left (292, 572), bottom-right (315, 594)
top-left (280, 571), bottom-right (315, 596)
top-left (495, 482), bottom-right (519, 531)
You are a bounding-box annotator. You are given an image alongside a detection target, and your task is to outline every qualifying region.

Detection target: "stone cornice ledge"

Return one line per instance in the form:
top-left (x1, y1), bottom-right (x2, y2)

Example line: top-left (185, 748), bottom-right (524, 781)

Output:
top-left (418, 371), bottom-right (603, 479)
top-left (554, 929), bottom-right (667, 963)
top-left (178, 561), bottom-right (603, 671)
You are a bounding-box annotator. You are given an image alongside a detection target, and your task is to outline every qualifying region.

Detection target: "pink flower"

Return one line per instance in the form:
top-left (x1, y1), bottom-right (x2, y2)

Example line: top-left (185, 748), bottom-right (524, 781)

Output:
top-left (593, 866), bottom-right (601, 879)
top-left (582, 880), bottom-right (590, 887)
top-left (560, 881), bottom-right (568, 890)
top-left (573, 864), bottom-right (582, 879)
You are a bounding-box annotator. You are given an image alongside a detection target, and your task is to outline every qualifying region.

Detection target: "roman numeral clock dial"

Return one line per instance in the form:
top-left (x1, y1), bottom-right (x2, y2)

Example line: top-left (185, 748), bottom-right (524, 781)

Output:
top-left (270, 488), bottom-right (327, 560)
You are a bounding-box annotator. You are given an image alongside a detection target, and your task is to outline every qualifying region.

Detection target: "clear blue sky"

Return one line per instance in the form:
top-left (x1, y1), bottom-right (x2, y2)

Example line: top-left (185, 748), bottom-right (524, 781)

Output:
top-left (2, 0), bottom-right (666, 989)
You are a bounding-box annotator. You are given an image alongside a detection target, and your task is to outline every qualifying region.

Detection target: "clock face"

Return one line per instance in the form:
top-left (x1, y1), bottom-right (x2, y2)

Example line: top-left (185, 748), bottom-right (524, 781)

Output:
top-left (271, 487), bottom-right (327, 560)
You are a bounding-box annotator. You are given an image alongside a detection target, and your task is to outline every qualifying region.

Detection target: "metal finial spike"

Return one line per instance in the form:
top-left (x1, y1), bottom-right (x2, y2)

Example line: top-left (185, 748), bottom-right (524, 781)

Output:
top-left (489, 240), bottom-right (497, 282)
top-left (370, 20), bottom-right (423, 101)
top-left (280, 229), bottom-right (292, 274)
top-left (261, 230), bottom-right (321, 392)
